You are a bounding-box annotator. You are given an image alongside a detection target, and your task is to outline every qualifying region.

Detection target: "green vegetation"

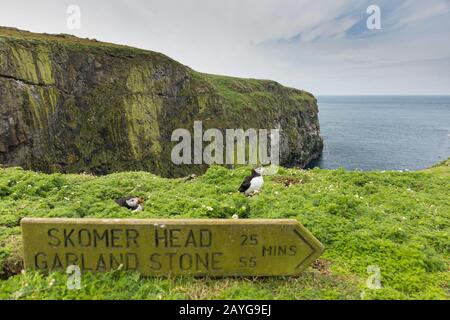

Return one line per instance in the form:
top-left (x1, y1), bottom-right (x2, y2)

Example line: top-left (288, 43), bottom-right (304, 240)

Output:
top-left (0, 160), bottom-right (448, 300)
top-left (1, 27), bottom-right (322, 177)
top-left (0, 26), bottom-right (156, 57)
top-left (197, 72), bottom-right (315, 114)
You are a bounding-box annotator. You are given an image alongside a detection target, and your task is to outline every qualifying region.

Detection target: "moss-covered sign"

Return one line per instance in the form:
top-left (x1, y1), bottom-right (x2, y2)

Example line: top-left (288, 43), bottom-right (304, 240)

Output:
top-left (21, 218), bottom-right (324, 276)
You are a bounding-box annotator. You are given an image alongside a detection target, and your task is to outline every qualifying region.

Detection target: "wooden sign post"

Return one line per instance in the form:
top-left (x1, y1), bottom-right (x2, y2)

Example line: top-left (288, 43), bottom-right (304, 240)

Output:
top-left (21, 218), bottom-right (324, 276)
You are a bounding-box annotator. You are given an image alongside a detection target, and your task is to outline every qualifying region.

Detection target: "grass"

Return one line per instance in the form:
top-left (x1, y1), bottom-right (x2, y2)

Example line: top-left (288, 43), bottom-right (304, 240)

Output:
top-left (196, 72), bottom-right (316, 113)
top-left (0, 160), bottom-right (449, 300)
top-left (0, 26), bottom-right (154, 57)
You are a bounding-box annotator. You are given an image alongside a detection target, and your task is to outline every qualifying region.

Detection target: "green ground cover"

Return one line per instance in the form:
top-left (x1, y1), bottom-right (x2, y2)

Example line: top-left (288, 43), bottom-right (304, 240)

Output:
top-left (0, 160), bottom-right (448, 299)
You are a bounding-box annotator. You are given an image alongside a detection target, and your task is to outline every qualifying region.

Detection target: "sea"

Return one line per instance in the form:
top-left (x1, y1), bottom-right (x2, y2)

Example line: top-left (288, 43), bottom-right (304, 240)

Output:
top-left (311, 96), bottom-right (450, 171)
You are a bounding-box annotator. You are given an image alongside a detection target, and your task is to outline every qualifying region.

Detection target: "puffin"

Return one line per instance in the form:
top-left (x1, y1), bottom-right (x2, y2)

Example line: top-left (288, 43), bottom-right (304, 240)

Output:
top-left (239, 167), bottom-right (264, 196)
top-left (185, 173), bottom-right (197, 182)
top-left (115, 196), bottom-right (144, 211)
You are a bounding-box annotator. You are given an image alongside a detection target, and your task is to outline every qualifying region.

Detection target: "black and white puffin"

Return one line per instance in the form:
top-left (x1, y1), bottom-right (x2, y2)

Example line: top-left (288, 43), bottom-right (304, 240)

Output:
top-left (115, 196), bottom-right (144, 211)
top-left (239, 167), bottom-right (264, 196)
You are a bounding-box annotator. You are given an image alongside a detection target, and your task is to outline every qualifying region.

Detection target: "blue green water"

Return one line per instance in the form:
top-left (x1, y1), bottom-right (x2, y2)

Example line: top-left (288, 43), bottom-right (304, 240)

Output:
top-left (313, 96), bottom-right (450, 171)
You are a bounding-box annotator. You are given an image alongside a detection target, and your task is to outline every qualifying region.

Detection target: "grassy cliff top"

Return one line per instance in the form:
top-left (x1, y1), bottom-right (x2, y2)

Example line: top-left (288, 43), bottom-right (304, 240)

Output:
top-left (0, 26), bottom-right (313, 97)
top-left (0, 26), bottom-right (152, 55)
top-left (0, 160), bottom-right (448, 299)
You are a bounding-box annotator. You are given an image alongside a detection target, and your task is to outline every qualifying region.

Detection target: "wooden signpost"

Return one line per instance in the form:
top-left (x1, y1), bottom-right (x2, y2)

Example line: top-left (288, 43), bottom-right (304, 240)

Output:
top-left (21, 218), bottom-right (324, 276)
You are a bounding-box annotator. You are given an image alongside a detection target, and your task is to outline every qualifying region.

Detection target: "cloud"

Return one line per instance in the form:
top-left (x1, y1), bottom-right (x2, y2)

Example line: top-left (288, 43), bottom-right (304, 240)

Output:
top-left (0, 0), bottom-right (449, 94)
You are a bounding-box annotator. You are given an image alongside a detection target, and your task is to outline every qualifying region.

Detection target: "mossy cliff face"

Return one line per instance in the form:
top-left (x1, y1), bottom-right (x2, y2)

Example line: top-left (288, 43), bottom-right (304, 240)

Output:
top-left (0, 27), bottom-right (322, 177)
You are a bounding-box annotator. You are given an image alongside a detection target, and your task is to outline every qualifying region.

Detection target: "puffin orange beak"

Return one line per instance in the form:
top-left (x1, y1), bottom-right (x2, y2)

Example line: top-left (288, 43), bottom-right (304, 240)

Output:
top-left (138, 197), bottom-right (145, 204)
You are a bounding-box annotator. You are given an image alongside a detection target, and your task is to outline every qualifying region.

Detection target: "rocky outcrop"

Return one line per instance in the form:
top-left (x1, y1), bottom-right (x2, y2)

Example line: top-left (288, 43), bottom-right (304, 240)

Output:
top-left (0, 27), bottom-right (322, 177)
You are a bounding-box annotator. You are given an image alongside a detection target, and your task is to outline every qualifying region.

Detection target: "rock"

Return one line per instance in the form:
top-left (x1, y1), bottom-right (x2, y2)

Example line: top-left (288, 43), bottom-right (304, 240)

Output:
top-left (0, 27), bottom-right (323, 177)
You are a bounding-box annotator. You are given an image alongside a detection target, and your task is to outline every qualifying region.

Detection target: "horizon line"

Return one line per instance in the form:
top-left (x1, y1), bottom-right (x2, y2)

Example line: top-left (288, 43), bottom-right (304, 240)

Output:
top-left (316, 94), bottom-right (450, 96)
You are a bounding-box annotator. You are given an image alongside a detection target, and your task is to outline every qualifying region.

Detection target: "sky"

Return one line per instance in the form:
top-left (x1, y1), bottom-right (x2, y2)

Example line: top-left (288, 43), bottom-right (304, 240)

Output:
top-left (1, 0), bottom-right (450, 95)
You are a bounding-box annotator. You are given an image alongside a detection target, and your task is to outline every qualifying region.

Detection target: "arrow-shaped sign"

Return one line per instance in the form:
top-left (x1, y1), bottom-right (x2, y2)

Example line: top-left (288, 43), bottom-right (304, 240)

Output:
top-left (21, 218), bottom-right (324, 276)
